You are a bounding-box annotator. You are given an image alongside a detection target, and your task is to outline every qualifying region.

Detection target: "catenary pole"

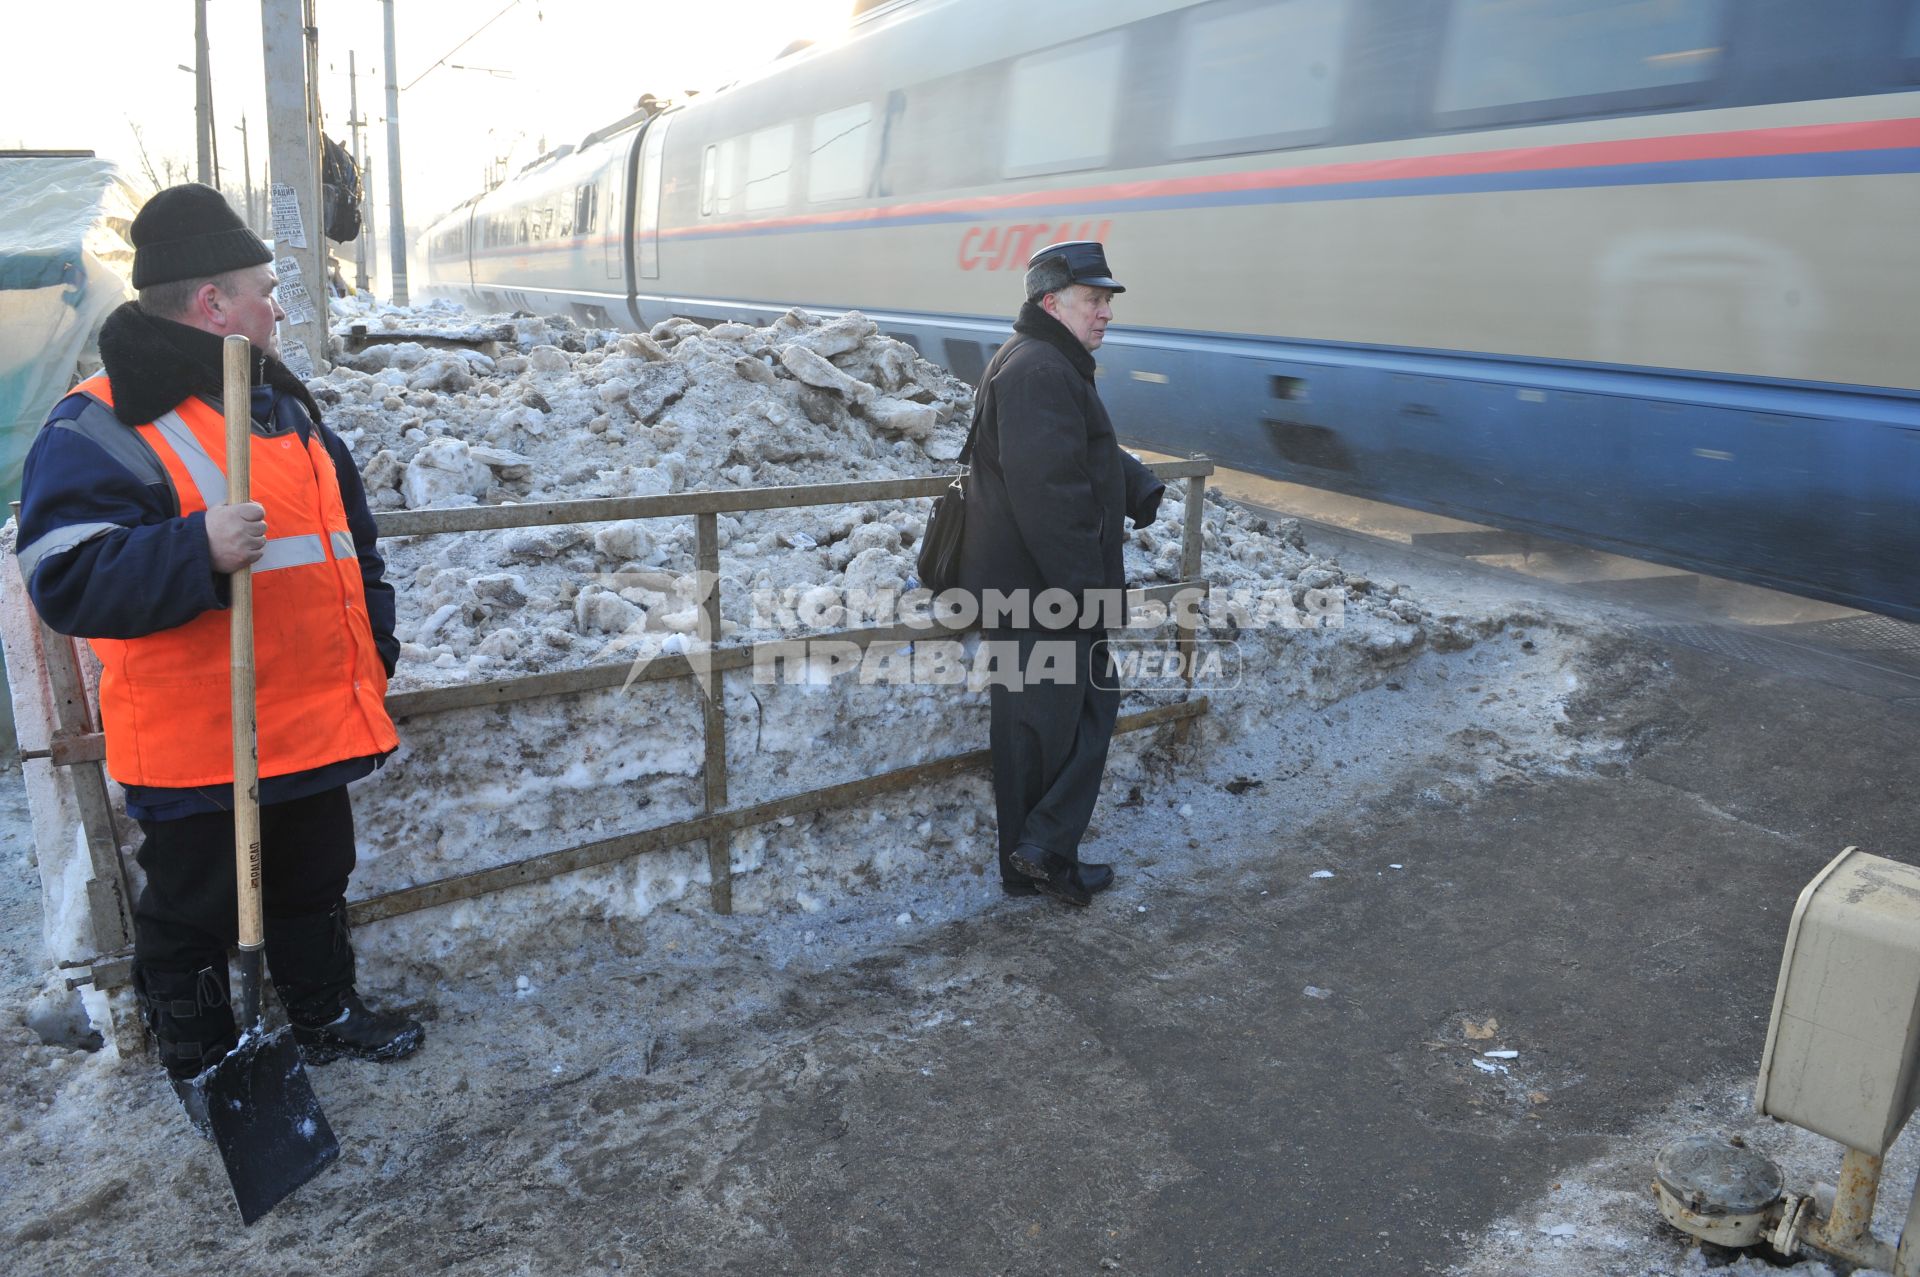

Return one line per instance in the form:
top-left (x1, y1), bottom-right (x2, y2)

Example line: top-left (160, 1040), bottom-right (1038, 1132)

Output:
top-left (260, 0), bottom-right (330, 376)
top-left (236, 116), bottom-right (255, 231)
top-left (302, 0), bottom-right (327, 301)
top-left (381, 0), bottom-right (410, 304)
top-left (194, 0), bottom-right (214, 184)
top-left (349, 51), bottom-right (370, 294)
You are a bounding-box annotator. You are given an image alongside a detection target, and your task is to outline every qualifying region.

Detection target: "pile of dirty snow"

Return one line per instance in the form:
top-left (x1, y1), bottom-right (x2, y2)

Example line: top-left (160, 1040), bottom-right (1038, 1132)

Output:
top-left (301, 300), bottom-right (1460, 966)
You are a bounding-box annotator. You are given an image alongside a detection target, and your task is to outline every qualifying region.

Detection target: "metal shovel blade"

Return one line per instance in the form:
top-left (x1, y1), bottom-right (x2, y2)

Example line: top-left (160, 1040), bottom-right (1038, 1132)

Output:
top-left (200, 1025), bottom-right (340, 1224)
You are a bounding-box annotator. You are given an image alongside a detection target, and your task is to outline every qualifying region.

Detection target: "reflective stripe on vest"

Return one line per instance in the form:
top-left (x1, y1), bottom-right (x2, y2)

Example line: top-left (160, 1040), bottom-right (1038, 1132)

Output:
top-left (257, 533), bottom-right (327, 572)
top-left (152, 409), bottom-right (339, 575)
top-left (149, 410), bottom-right (229, 509)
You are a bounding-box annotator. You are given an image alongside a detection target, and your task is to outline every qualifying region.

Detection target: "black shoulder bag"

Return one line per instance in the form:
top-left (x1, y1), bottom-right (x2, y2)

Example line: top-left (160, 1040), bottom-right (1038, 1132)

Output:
top-left (914, 410), bottom-right (979, 595)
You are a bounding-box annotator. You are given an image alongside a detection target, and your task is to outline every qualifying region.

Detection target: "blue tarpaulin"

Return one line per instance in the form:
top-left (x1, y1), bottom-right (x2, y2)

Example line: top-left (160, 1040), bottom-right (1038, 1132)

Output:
top-left (0, 154), bottom-right (144, 508)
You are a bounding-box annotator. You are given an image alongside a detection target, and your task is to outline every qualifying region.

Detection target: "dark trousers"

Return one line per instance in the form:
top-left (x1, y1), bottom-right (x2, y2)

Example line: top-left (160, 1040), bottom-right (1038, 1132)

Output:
top-left (133, 784), bottom-right (357, 976)
top-left (985, 629), bottom-right (1120, 884)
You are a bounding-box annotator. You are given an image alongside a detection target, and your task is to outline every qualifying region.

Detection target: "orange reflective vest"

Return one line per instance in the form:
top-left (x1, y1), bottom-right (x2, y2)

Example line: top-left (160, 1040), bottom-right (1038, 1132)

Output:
top-left (72, 375), bottom-right (397, 788)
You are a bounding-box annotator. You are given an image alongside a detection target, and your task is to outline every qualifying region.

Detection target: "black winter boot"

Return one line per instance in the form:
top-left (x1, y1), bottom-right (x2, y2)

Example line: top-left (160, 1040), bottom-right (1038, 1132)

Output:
top-left (267, 902), bottom-right (424, 1065)
top-left (134, 964), bottom-right (236, 1138)
top-left (292, 990), bottom-right (426, 1064)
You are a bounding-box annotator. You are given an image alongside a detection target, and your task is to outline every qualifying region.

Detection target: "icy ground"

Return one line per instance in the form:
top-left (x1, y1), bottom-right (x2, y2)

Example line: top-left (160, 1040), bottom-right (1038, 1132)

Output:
top-left (4, 622), bottom-right (1904, 1274)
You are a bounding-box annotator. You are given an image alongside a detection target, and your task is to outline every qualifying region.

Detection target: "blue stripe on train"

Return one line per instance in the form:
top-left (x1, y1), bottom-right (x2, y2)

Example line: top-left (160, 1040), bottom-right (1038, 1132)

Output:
top-left (654, 146), bottom-right (1920, 243)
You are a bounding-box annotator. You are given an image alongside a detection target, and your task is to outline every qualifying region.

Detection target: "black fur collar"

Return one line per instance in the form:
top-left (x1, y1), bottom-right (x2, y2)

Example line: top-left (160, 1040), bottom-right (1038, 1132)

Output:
top-left (1013, 299), bottom-right (1098, 380)
top-left (96, 302), bottom-right (323, 427)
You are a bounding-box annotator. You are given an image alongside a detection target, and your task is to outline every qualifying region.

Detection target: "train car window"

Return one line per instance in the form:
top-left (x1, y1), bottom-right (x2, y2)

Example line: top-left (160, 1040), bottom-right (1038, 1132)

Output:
top-left (1170, 0), bottom-right (1348, 158)
top-left (809, 102), bottom-right (872, 202)
top-left (703, 140), bottom-right (741, 217)
top-left (1003, 30), bottom-right (1125, 177)
top-left (746, 123), bottom-right (795, 211)
top-left (1435, 0), bottom-right (1728, 127)
top-left (1904, 1), bottom-right (1920, 78)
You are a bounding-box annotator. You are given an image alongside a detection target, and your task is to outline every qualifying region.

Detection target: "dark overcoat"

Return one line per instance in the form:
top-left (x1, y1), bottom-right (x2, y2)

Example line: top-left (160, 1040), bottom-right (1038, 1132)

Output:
top-left (957, 301), bottom-right (1164, 626)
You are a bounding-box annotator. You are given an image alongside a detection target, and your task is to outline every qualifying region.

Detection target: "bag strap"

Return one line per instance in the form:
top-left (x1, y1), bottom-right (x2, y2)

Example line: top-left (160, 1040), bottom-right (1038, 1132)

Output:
top-left (956, 394), bottom-right (983, 470)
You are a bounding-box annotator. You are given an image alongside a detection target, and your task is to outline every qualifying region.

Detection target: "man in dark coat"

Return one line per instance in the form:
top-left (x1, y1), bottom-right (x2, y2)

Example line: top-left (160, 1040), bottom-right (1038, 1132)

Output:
top-left (958, 240), bottom-right (1165, 907)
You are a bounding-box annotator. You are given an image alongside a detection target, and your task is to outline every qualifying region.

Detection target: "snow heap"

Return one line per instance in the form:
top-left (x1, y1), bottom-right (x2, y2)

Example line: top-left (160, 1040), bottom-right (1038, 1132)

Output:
top-left (305, 299), bottom-right (1460, 970)
top-left (322, 302), bottom-right (975, 686)
top-left (322, 301), bottom-right (1451, 688)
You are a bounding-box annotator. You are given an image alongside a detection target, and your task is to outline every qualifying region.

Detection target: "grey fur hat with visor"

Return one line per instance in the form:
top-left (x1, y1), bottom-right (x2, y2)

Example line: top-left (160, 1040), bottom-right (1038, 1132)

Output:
top-left (1024, 240), bottom-right (1126, 300)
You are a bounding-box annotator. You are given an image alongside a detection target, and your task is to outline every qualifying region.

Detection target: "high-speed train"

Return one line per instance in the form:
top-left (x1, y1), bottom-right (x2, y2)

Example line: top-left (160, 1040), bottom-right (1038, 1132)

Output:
top-left (420, 0), bottom-right (1920, 620)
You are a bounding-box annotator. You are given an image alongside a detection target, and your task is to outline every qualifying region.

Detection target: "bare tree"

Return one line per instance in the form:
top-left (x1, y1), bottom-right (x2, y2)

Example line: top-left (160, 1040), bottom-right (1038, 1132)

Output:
top-left (126, 119), bottom-right (163, 190)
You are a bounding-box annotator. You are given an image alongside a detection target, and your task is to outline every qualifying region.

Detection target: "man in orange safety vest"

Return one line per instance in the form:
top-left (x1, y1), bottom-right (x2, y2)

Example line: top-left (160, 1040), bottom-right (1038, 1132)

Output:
top-left (14, 183), bottom-right (423, 1131)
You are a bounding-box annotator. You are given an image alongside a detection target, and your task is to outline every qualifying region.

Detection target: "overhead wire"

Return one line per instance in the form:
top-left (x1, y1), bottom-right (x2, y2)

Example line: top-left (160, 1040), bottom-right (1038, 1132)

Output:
top-left (401, 0), bottom-right (523, 92)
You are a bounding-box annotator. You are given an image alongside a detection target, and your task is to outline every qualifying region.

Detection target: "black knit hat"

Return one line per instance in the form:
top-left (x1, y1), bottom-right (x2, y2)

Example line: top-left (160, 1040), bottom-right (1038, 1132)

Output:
top-left (129, 183), bottom-right (272, 288)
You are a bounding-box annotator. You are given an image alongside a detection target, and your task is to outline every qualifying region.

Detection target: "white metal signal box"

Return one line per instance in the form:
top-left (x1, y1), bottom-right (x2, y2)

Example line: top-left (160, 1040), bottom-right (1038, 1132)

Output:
top-left (1756, 847), bottom-right (1920, 1154)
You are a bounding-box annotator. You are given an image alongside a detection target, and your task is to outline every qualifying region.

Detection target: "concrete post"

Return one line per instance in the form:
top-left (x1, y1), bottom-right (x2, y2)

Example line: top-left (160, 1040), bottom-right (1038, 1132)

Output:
top-left (259, 0), bottom-right (330, 377)
top-left (381, 0), bottom-right (410, 305)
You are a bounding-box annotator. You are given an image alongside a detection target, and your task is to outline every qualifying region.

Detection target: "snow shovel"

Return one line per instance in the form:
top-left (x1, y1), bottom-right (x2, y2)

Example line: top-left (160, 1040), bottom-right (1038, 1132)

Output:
top-left (198, 332), bottom-right (340, 1224)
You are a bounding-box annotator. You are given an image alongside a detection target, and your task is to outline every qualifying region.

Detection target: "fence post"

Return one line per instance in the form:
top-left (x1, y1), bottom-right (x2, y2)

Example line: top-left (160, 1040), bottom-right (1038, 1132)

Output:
top-left (695, 512), bottom-right (732, 913)
top-left (34, 620), bottom-right (135, 955)
top-left (1176, 471), bottom-right (1207, 738)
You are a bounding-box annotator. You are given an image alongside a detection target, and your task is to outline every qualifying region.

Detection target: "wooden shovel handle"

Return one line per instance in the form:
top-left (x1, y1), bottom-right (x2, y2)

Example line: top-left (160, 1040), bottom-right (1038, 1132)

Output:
top-left (223, 335), bottom-right (264, 953)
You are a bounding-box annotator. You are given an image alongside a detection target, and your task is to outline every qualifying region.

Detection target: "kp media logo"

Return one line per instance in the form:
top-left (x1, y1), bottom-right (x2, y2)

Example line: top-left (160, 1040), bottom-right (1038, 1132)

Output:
top-left (1091, 639), bottom-right (1242, 692)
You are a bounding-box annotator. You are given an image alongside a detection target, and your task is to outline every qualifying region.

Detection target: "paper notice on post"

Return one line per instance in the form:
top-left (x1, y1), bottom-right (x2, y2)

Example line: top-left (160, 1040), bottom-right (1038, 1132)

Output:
top-left (279, 336), bottom-right (315, 380)
top-left (270, 183), bottom-right (306, 248)
top-left (275, 279), bottom-right (318, 326)
top-left (274, 255), bottom-right (303, 283)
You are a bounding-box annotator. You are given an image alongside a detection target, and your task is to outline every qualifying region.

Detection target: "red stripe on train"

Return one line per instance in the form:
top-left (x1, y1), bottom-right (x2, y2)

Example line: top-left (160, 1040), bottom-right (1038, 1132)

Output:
top-left (650, 116), bottom-right (1920, 240)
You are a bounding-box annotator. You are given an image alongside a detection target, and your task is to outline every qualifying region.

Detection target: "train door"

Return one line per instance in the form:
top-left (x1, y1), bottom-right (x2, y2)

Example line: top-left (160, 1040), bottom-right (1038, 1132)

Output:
top-left (636, 114), bottom-right (672, 281)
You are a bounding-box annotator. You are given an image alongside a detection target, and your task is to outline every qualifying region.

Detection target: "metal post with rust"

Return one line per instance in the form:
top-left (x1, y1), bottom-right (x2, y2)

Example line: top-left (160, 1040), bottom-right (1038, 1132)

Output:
top-left (1822, 1148), bottom-right (1884, 1252)
top-left (695, 512), bottom-right (732, 914)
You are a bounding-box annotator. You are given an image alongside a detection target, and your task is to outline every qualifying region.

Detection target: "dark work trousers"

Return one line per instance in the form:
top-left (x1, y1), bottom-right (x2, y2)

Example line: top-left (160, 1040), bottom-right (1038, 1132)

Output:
top-left (133, 784), bottom-right (357, 976)
top-left (985, 629), bottom-right (1121, 885)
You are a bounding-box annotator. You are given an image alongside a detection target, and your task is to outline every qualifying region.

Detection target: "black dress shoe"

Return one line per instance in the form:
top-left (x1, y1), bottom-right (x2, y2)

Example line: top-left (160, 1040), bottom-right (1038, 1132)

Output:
top-left (1004, 856), bottom-right (1112, 902)
top-left (1035, 866), bottom-right (1092, 907)
top-left (1009, 844), bottom-right (1092, 907)
top-left (1077, 862), bottom-right (1115, 894)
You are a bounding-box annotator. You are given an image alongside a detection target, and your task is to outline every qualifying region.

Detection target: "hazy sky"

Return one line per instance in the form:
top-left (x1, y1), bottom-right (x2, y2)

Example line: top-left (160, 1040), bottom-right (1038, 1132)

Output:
top-left (4, 0), bottom-right (851, 288)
